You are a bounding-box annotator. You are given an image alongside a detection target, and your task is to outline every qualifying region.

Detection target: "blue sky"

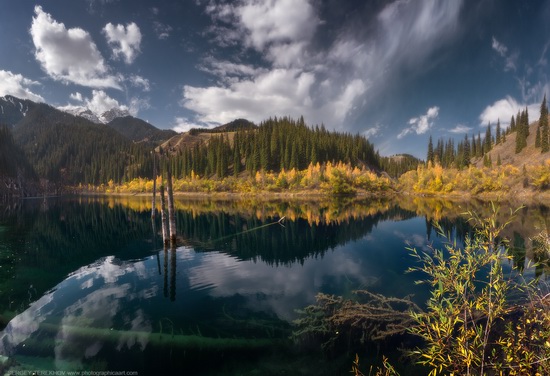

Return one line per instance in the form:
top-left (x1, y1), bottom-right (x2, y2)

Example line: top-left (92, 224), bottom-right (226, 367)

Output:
top-left (1, 0), bottom-right (549, 158)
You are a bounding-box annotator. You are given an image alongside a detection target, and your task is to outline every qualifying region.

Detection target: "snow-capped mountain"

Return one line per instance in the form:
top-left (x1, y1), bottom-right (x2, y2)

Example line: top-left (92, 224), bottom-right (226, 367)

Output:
top-left (60, 106), bottom-right (102, 123)
top-left (58, 105), bottom-right (130, 124)
top-left (100, 108), bottom-right (130, 123)
top-left (0, 95), bottom-right (37, 126)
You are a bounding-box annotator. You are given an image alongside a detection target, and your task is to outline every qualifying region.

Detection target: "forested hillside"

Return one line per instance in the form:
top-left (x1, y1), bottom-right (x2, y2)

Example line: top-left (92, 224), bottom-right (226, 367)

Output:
top-left (0, 124), bottom-right (37, 197)
top-left (2, 95), bottom-right (393, 193)
top-left (165, 116), bottom-right (381, 179)
top-left (13, 103), bottom-right (154, 185)
top-left (107, 116), bottom-right (177, 144)
top-left (0, 124), bottom-right (35, 178)
top-left (424, 96), bottom-right (549, 169)
top-left (399, 96), bottom-right (550, 197)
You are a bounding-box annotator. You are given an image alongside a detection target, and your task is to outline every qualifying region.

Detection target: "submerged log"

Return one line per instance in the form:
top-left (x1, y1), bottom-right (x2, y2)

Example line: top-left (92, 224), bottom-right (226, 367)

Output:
top-left (33, 322), bottom-right (276, 350)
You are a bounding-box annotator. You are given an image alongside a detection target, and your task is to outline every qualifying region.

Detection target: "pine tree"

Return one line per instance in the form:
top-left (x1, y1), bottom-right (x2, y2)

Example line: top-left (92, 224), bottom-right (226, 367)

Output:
top-left (540, 94), bottom-right (549, 153)
top-left (484, 124), bottom-right (492, 152)
top-left (515, 111), bottom-right (528, 154)
top-left (495, 119), bottom-right (501, 144)
top-left (523, 107), bottom-right (530, 137)
top-left (435, 138), bottom-right (444, 164)
top-left (476, 133), bottom-right (482, 158)
top-left (462, 134), bottom-right (470, 167)
top-left (542, 123), bottom-right (549, 153)
top-left (427, 136), bottom-right (434, 165)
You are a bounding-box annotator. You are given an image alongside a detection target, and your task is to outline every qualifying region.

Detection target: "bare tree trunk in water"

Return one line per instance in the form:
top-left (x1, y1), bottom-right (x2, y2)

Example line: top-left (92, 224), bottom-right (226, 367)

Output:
top-left (151, 152), bottom-right (157, 219)
top-left (160, 185), bottom-right (169, 247)
top-left (166, 166), bottom-right (177, 247)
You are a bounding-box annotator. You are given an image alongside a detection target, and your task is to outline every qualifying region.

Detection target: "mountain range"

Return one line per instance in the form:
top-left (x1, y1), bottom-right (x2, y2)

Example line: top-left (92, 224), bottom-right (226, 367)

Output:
top-left (59, 106), bottom-right (127, 124)
top-left (0, 95), bottom-right (176, 144)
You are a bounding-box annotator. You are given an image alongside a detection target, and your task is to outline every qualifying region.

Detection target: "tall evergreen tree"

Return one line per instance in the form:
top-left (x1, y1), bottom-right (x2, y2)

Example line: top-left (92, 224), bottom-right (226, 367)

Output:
top-left (462, 134), bottom-right (470, 168)
top-left (540, 94), bottom-right (549, 153)
top-left (427, 136), bottom-right (434, 165)
top-left (510, 115), bottom-right (516, 133)
top-left (474, 133), bottom-right (481, 158)
top-left (484, 123), bottom-right (492, 153)
top-left (515, 111), bottom-right (528, 154)
top-left (495, 119), bottom-right (501, 144)
top-left (523, 107), bottom-right (530, 136)
top-left (542, 122), bottom-right (549, 153)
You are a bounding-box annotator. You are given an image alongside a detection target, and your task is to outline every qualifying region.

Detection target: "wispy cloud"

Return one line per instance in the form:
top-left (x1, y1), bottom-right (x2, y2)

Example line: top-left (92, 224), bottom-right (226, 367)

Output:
top-left (150, 7), bottom-right (173, 40)
top-left (449, 124), bottom-right (472, 134)
top-left (153, 21), bottom-right (172, 40)
top-left (363, 124), bottom-right (382, 138)
top-left (129, 75), bottom-right (150, 92)
top-left (183, 0), bottom-right (463, 129)
top-left (398, 106), bottom-right (439, 139)
top-left (30, 6), bottom-right (121, 89)
top-left (0, 70), bottom-right (44, 102)
top-left (491, 36), bottom-right (517, 72)
top-left (492, 36), bottom-right (508, 57)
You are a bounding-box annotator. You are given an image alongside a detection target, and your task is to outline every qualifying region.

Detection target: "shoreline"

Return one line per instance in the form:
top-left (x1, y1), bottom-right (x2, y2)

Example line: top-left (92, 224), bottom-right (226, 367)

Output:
top-left (63, 188), bottom-right (550, 205)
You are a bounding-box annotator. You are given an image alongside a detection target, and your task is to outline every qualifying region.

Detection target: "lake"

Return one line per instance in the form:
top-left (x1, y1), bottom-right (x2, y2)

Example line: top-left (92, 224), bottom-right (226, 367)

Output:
top-left (0, 196), bottom-right (548, 375)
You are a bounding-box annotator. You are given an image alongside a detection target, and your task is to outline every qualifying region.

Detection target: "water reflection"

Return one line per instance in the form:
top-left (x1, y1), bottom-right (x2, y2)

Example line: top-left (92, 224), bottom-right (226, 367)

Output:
top-left (0, 196), bottom-right (548, 374)
top-left (1, 240), bottom-right (391, 372)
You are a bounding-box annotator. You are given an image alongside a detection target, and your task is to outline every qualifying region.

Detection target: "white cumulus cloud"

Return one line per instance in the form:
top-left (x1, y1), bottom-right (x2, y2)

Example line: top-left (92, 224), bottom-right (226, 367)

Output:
top-left (479, 96), bottom-right (539, 127)
top-left (237, 0), bottom-right (319, 52)
top-left (398, 106), bottom-right (439, 139)
top-left (70, 92), bottom-right (84, 102)
top-left (0, 70), bottom-right (44, 102)
top-left (172, 117), bottom-right (204, 133)
top-left (103, 22), bottom-right (142, 64)
top-left (182, 68), bottom-right (316, 125)
top-left (30, 6), bottom-right (120, 89)
top-left (61, 90), bottom-right (148, 118)
top-left (86, 90), bottom-right (127, 114)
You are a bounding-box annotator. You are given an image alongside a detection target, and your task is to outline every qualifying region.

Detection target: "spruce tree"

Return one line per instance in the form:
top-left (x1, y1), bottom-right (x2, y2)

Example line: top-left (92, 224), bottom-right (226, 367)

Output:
top-left (462, 134), bottom-right (470, 167)
top-left (484, 124), bottom-right (492, 152)
top-left (495, 119), bottom-right (501, 144)
top-left (515, 112), bottom-right (528, 153)
top-left (524, 107), bottom-right (530, 136)
top-left (427, 136), bottom-right (434, 165)
top-left (542, 123), bottom-right (549, 153)
top-left (540, 94), bottom-right (549, 153)
top-left (476, 133), bottom-right (482, 158)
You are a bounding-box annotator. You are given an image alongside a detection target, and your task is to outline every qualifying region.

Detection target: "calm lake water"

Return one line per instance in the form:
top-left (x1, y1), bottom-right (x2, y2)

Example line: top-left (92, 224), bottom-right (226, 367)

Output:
top-left (0, 196), bottom-right (548, 375)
